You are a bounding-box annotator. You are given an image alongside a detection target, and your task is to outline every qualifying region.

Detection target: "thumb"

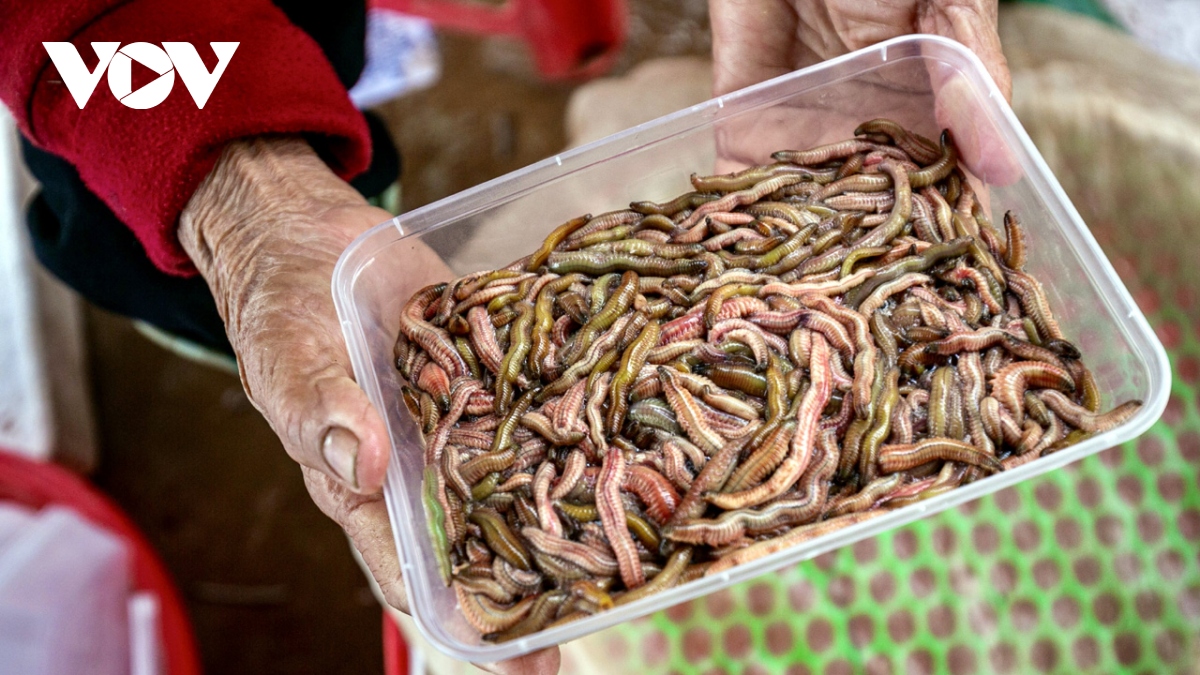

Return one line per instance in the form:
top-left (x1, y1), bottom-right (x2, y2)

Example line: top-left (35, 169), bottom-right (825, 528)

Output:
top-left (248, 335), bottom-right (392, 494)
top-left (931, 69), bottom-right (1022, 187)
top-left (709, 0), bottom-right (800, 96)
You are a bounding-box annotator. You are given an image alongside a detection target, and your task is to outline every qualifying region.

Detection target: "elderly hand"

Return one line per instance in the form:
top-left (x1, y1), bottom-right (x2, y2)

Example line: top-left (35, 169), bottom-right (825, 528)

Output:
top-left (710, 0), bottom-right (1015, 183)
top-left (178, 137), bottom-right (559, 675)
top-left (710, 0), bottom-right (1009, 99)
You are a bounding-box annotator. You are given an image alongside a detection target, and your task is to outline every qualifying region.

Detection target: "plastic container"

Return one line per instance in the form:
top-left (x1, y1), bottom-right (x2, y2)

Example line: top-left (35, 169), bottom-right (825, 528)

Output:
top-left (332, 35), bottom-right (1170, 662)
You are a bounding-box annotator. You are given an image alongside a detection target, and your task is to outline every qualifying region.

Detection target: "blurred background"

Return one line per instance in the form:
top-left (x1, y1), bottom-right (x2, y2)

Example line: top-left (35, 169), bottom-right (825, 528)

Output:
top-left (1, 0), bottom-right (1198, 673)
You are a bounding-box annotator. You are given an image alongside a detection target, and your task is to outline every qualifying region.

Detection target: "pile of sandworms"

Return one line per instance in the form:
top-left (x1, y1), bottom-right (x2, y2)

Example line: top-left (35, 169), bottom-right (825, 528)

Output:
top-left (395, 119), bottom-right (1142, 642)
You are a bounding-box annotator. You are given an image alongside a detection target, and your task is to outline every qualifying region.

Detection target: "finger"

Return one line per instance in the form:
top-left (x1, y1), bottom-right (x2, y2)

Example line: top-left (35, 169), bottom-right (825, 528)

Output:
top-left (932, 71), bottom-right (1022, 186)
top-left (243, 309), bottom-right (393, 494)
top-left (918, 1), bottom-right (1021, 185)
top-left (709, 0), bottom-right (809, 172)
top-left (709, 0), bottom-right (799, 96)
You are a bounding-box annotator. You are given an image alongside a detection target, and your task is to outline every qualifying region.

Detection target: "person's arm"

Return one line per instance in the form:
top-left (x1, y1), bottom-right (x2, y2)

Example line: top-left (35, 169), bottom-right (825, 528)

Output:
top-left (178, 137), bottom-right (558, 675)
top-left (0, 0), bottom-right (370, 274)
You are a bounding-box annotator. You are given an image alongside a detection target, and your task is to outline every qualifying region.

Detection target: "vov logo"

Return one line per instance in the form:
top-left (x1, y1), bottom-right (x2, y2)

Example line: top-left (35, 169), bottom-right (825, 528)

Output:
top-left (43, 42), bottom-right (239, 110)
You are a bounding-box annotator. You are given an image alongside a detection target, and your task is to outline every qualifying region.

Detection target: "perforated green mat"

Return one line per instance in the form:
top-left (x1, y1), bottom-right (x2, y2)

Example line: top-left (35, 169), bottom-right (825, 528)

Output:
top-left (561, 213), bottom-right (1200, 674)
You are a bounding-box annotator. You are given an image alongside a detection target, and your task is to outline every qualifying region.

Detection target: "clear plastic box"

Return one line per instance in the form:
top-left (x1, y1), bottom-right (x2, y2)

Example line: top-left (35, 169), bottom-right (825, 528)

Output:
top-left (332, 35), bottom-right (1170, 662)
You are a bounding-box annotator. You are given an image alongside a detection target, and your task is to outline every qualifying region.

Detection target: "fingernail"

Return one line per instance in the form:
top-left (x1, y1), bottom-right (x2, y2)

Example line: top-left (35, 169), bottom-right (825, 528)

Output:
top-left (322, 426), bottom-right (359, 489)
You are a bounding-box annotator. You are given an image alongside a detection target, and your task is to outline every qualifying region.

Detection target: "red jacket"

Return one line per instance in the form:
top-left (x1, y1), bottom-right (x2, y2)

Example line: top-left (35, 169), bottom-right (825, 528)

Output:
top-left (0, 0), bottom-right (371, 275)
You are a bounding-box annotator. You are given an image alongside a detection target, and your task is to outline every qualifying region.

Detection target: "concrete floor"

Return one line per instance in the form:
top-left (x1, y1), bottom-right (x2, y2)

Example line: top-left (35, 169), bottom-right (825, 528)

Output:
top-left (87, 6), bottom-right (710, 673)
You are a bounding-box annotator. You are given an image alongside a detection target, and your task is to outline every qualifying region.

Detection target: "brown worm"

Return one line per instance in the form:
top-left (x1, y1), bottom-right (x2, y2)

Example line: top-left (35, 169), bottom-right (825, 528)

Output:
top-left (596, 446), bottom-right (645, 589)
top-left (878, 438), bottom-right (1003, 473)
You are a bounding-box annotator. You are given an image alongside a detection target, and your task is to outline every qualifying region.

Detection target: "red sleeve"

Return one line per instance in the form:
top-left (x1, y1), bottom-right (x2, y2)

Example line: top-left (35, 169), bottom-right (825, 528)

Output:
top-left (0, 0), bottom-right (371, 276)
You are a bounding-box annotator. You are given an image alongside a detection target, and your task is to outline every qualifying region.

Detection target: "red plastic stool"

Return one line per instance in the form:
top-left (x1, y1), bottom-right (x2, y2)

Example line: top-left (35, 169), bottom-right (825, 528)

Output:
top-left (0, 450), bottom-right (202, 675)
top-left (371, 0), bottom-right (627, 80)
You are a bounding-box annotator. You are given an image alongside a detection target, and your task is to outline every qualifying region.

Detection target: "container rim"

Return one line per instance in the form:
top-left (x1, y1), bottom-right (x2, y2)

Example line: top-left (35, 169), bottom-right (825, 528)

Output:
top-left (334, 33), bottom-right (976, 264)
top-left (332, 33), bottom-right (1171, 663)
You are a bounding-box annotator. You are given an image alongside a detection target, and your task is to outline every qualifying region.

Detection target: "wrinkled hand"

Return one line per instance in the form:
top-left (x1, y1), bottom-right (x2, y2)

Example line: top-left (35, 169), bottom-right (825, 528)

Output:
top-left (711, 0), bottom-right (1009, 99)
top-left (710, 0), bottom-right (1016, 183)
top-left (179, 137), bottom-right (559, 675)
